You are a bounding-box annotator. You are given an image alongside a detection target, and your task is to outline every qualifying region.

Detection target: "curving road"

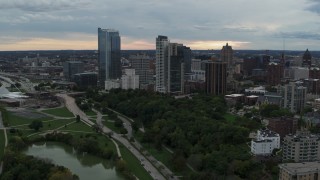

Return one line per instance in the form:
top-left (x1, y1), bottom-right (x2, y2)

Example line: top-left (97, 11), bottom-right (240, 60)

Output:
top-left (57, 93), bottom-right (166, 180)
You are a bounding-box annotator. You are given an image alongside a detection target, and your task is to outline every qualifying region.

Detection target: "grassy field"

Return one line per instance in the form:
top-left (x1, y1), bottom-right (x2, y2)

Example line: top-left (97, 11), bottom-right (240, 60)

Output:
top-left (0, 129), bottom-right (5, 160)
top-left (102, 120), bottom-right (122, 134)
top-left (119, 144), bottom-right (153, 180)
top-left (62, 121), bottom-right (95, 132)
top-left (42, 107), bottom-right (75, 117)
top-left (84, 110), bottom-right (96, 116)
top-left (224, 113), bottom-right (237, 122)
top-left (7, 112), bottom-right (53, 126)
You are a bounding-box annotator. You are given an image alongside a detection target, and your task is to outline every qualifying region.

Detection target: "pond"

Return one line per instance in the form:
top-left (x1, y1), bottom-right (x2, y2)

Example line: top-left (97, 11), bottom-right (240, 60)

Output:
top-left (24, 142), bottom-right (124, 180)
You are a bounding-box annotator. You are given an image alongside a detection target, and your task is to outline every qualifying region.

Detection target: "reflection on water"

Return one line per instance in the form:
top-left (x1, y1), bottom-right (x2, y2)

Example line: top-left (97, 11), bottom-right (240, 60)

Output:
top-left (24, 142), bottom-right (123, 180)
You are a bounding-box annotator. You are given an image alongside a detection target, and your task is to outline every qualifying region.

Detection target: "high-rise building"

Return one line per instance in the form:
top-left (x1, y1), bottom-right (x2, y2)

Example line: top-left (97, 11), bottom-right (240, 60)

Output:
top-left (129, 53), bottom-right (153, 86)
top-left (63, 61), bottom-right (84, 81)
top-left (98, 28), bottom-right (121, 87)
top-left (302, 49), bottom-right (312, 67)
top-left (168, 43), bottom-right (185, 93)
top-left (266, 62), bottom-right (283, 86)
top-left (205, 60), bottom-right (227, 95)
top-left (282, 131), bottom-right (320, 162)
top-left (220, 43), bottom-right (233, 68)
top-left (155, 35), bottom-right (189, 94)
top-left (279, 82), bottom-right (307, 113)
top-left (156, 35), bottom-right (169, 93)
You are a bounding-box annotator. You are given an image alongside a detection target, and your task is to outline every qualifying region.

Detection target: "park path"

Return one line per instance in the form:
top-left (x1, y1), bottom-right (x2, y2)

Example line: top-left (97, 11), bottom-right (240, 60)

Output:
top-left (0, 112), bottom-right (8, 176)
top-left (57, 93), bottom-right (166, 180)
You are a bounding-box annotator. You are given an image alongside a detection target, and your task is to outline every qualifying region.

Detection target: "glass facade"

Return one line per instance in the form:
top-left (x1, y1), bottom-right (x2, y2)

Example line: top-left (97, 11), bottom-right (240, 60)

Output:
top-left (98, 28), bottom-right (121, 87)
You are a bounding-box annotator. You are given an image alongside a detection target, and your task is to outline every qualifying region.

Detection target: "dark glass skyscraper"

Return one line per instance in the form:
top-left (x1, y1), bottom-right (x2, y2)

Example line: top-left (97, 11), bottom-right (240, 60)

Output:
top-left (98, 28), bottom-right (121, 87)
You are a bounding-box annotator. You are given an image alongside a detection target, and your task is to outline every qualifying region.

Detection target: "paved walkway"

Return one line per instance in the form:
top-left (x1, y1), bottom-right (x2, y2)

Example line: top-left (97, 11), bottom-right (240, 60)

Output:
top-left (57, 94), bottom-right (166, 180)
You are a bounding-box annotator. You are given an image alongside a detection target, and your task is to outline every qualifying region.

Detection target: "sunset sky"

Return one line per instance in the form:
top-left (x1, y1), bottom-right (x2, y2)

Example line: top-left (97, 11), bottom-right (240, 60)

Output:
top-left (0, 0), bottom-right (320, 50)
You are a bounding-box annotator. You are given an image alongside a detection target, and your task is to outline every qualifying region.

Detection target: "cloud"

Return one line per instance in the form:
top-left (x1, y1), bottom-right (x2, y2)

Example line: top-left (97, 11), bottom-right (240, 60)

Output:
top-left (306, 0), bottom-right (320, 14)
top-left (276, 31), bottom-right (320, 40)
top-left (0, 0), bottom-right (90, 12)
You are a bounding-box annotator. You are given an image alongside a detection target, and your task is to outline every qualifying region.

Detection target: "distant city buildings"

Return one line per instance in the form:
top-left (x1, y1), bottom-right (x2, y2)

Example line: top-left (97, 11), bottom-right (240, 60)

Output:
top-left (73, 72), bottom-right (97, 89)
top-left (279, 82), bottom-right (307, 113)
top-left (205, 60), bottom-right (227, 95)
top-left (221, 43), bottom-right (233, 68)
top-left (98, 28), bottom-right (121, 87)
top-left (302, 49), bottom-right (312, 67)
top-left (266, 62), bottom-right (283, 86)
top-left (63, 61), bottom-right (84, 81)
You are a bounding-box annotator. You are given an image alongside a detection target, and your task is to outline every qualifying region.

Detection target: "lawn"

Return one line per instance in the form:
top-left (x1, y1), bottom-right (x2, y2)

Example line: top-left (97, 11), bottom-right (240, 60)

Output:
top-left (7, 111), bottom-right (53, 126)
top-left (84, 110), bottom-right (96, 116)
top-left (119, 144), bottom-right (153, 180)
top-left (62, 121), bottom-right (95, 132)
top-left (42, 107), bottom-right (74, 117)
top-left (102, 120), bottom-right (122, 134)
top-left (0, 129), bottom-right (5, 160)
top-left (224, 113), bottom-right (237, 122)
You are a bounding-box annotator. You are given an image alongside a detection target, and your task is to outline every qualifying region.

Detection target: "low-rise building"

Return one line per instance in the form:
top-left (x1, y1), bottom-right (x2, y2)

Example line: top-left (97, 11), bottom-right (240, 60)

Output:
top-left (279, 162), bottom-right (320, 180)
top-left (267, 116), bottom-right (298, 139)
top-left (251, 129), bottom-right (280, 156)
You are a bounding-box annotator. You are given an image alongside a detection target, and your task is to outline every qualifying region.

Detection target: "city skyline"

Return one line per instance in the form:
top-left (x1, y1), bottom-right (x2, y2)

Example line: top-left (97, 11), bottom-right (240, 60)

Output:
top-left (1, 0), bottom-right (320, 51)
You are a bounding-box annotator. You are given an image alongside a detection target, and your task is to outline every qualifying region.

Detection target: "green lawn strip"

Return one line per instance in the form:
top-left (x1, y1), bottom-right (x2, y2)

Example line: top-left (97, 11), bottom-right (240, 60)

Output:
top-left (224, 113), bottom-right (237, 122)
top-left (41, 107), bottom-right (74, 117)
top-left (84, 110), bottom-right (96, 116)
top-left (118, 144), bottom-right (153, 180)
top-left (102, 120), bottom-right (122, 134)
top-left (0, 129), bottom-right (5, 160)
top-left (62, 121), bottom-right (95, 132)
top-left (7, 112), bottom-right (52, 126)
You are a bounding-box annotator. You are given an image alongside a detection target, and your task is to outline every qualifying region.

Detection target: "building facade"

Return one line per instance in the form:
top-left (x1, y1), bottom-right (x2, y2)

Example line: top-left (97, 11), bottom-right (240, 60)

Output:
top-left (302, 49), bottom-right (312, 67)
top-left (266, 62), bottom-right (283, 86)
top-left (156, 35), bottom-right (169, 93)
top-left (280, 82), bottom-right (307, 113)
top-left (282, 131), bottom-right (320, 162)
top-left (267, 117), bottom-right (298, 139)
top-left (73, 72), bottom-right (97, 88)
top-left (220, 43), bottom-right (233, 68)
top-left (63, 61), bottom-right (84, 81)
top-left (121, 69), bottom-right (139, 90)
top-left (251, 129), bottom-right (280, 155)
top-left (129, 53), bottom-right (153, 86)
top-left (205, 60), bottom-right (227, 95)
top-left (279, 162), bottom-right (320, 180)
top-left (98, 28), bottom-right (121, 87)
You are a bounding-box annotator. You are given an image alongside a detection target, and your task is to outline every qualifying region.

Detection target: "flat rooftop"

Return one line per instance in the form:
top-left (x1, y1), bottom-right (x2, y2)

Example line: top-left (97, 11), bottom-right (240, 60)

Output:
top-left (279, 162), bottom-right (320, 175)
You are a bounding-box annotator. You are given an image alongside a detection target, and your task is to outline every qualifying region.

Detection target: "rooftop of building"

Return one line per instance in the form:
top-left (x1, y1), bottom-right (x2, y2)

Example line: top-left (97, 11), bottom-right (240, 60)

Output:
top-left (279, 162), bottom-right (320, 175)
top-left (259, 129), bottom-right (280, 138)
top-left (225, 94), bottom-right (244, 98)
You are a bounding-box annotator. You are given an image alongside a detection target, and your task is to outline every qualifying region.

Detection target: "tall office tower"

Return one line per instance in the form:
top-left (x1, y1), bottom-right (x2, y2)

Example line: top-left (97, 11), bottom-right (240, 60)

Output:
top-left (302, 49), bottom-right (312, 67)
top-left (205, 60), bottom-right (227, 95)
top-left (129, 53), bottom-right (153, 85)
top-left (156, 35), bottom-right (169, 93)
top-left (220, 43), bottom-right (233, 68)
top-left (279, 81), bottom-right (307, 113)
top-left (63, 61), bottom-right (84, 81)
top-left (183, 46), bottom-right (192, 74)
top-left (98, 28), bottom-right (121, 87)
top-left (168, 43), bottom-right (185, 93)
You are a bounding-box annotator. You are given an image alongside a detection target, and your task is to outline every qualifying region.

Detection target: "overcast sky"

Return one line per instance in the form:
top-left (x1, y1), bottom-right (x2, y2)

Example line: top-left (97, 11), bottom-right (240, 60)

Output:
top-left (0, 0), bottom-right (320, 51)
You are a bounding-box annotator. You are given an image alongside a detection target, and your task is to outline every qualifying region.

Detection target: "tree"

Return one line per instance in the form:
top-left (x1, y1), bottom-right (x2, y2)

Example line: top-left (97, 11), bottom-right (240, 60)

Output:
top-left (29, 120), bottom-right (43, 131)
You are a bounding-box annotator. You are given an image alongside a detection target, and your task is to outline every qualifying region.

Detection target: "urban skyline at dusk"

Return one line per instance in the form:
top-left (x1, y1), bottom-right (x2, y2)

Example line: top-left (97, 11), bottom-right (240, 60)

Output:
top-left (0, 0), bottom-right (320, 50)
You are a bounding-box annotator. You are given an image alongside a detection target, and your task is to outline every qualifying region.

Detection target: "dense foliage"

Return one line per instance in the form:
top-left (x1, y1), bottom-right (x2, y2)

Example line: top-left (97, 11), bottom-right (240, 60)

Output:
top-left (84, 89), bottom-right (265, 179)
